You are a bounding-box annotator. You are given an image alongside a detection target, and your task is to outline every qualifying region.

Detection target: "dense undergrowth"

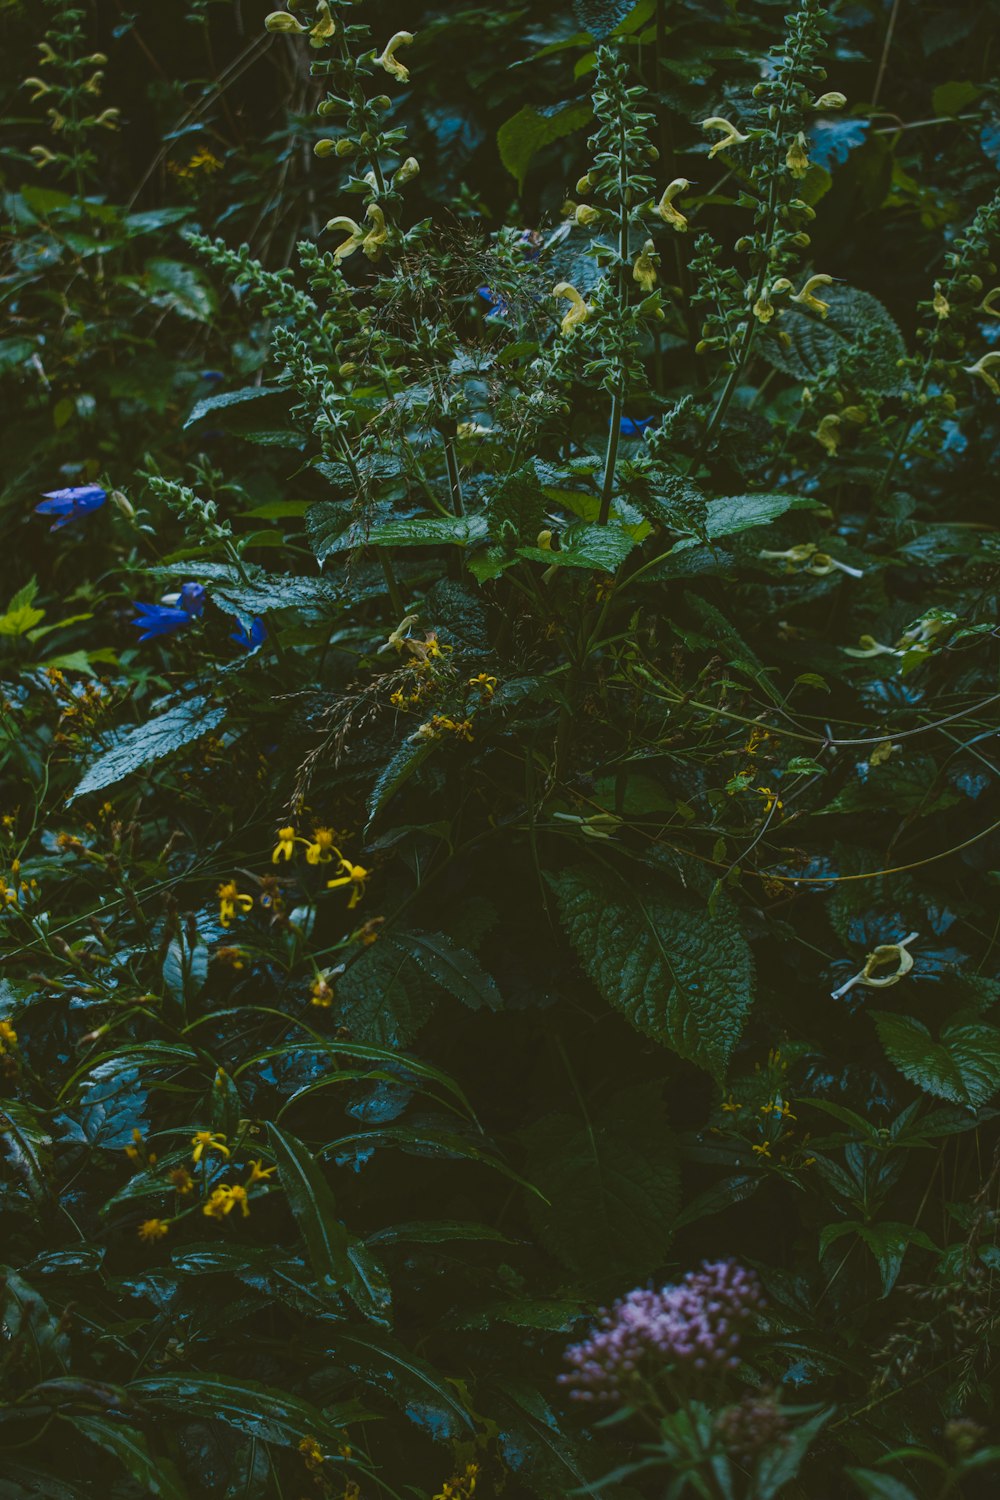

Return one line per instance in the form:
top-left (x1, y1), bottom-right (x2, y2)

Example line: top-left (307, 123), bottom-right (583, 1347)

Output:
top-left (3, 0), bottom-right (1000, 1496)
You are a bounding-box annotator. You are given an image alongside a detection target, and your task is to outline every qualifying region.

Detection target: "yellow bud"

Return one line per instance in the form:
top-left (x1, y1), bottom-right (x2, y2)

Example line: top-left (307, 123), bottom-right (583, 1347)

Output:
top-left (22, 77), bottom-right (51, 101)
top-left (814, 91), bottom-right (847, 109)
top-left (313, 138), bottom-right (336, 157)
top-left (394, 155), bottom-right (420, 185)
top-left (575, 174), bottom-right (594, 195)
top-left (575, 203), bottom-right (601, 227)
top-left (265, 10), bottom-right (307, 32)
top-left (335, 138), bottom-right (357, 157)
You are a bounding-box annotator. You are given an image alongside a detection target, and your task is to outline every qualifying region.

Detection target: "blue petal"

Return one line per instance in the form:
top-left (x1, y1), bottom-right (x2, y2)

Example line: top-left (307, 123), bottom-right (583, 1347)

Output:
top-left (619, 416), bottom-right (655, 437)
top-left (230, 615), bottom-right (267, 650)
top-left (132, 603), bottom-right (193, 642)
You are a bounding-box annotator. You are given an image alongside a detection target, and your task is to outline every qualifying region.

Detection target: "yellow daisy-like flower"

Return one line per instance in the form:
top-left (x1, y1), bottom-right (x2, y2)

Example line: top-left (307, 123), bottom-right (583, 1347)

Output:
top-left (138, 1217), bottom-right (169, 1243)
top-left (191, 1130), bottom-right (230, 1164)
top-left (0, 1018), bottom-right (17, 1050)
top-left (305, 827), bottom-right (339, 865)
top-left (203, 1186), bottom-right (234, 1221)
top-left (169, 1166), bottom-right (195, 1196)
top-left (218, 881), bottom-right (253, 928)
top-left (327, 860), bottom-right (369, 910)
top-left (247, 1158), bottom-right (276, 1185)
top-left (299, 1436), bottom-right (325, 1471)
top-left (551, 282), bottom-right (589, 335)
top-left (468, 674), bottom-right (498, 697)
top-left (374, 30), bottom-right (415, 83)
top-left (751, 1141), bottom-right (772, 1159)
top-left (272, 826), bottom-right (297, 863)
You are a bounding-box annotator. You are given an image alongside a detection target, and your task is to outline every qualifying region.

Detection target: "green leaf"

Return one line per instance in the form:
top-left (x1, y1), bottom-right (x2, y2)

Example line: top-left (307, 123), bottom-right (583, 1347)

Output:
top-left (142, 258), bottom-right (218, 321)
top-left (267, 1123), bottom-right (354, 1288)
top-left (573, 0), bottom-right (638, 39)
top-left (184, 384), bottom-right (285, 429)
top-left (70, 696), bottom-right (226, 802)
top-left (498, 101), bottom-right (593, 189)
top-left (671, 493), bottom-right (822, 550)
top-left (759, 285), bottom-right (907, 392)
top-left (847, 1470), bottom-right (919, 1500)
top-left (162, 933), bottom-right (208, 1006)
top-left (932, 80), bottom-right (981, 116)
top-left (127, 1373), bottom-right (368, 1448)
top-left (0, 577), bottom-right (45, 637)
top-left (756, 1407), bottom-right (834, 1500)
top-left (485, 462), bottom-right (546, 538)
top-left (366, 515), bottom-right (488, 548)
top-left (873, 1012), bottom-right (1000, 1109)
top-left (517, 521), bottom-right (636, 572)
top-left (328, 1327), bottom-right (473, 1438)
top-left (367, 736), bottom-right (437, 824)
top-left (67, 1415), bottom-right (190, 1500)
top-left (333, 942), bottom-right (438, 1048)
top-left (549, 863), bottom-right (754, 1077)
top-left (393, 930), bottom-right (502, 1011)
top-left (521, 1082), bottom-right (680, 1281)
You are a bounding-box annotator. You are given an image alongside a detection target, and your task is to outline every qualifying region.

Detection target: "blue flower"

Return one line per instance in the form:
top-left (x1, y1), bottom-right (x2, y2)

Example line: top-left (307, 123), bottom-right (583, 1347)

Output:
top-left (619, 416), bottom-right (655, 438)
top-left (35, 485), bottom-right (107, 529)
top-left (132, 581), bottom-right (206, 643)
top-left (477, 286), bottom-right (509, 318)
top-left (231, 616), bottom-right (267, 650)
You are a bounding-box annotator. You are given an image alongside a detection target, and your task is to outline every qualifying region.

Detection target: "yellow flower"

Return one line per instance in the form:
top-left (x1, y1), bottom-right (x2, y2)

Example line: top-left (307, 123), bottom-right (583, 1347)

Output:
top-left (0, 1019), bottom-right (17, 1050)
top-left (138, 1218), bottom-right (169, 1243)
top-left (191, 1130), bottom-right (230, 1163)
top-left (843, 634), bottom-right (897, 659)
top-left (551, 282), bottom-right (589, 335)
top-left (751, 1141), bottom-right (772, 1159)
top-left (228, 1183), bottom-right (250, 1218)
top-left (374, 30), bottom-right (415, 83)
top-left (265, 9), bottom-right (306, 33)
top-left (701, 116), bottom-right (749, 158)
top-left (22, 77), bottom-right (52, 101)
top-left (755, 786), bottom-right (783, 816)
top-left (324, 214), bottom-right (364, 265)
top-left (247, 1158), bottom-right (276, 1185)
top-left (203, 1186), bottom-right (234, 1221)
top-left (978, 287), bottom-right (1000, 318)
top-left (831, 932), bottom-right (919, 1001)
top-left (468, 674), bottom-right (498, 697)
top-left (814, 91), bottom-right (847, 109)
top-left (574, 203), bottom-right (602, 227)
top-left (633, 239), bottom-right (658, 292)
top-left (721, 1095), bottom-right (742, 1114)
top-left (310, 973), bottom-right (336, 1008)
top-left (327, 859), bottom-right (369, 910)
top-left (964, 351), bottom-right (1000, 395)
top-left (362, 203), bottom-right (389, 261)
top-left (380, 613), bottom-right (420, 654)
top-left (932, 286), bottom-right (950, 319)
top-left (791, 273), bottom-right (834, 317)
top-left (753, 290), bottom-right (775, 323)
top-left (309, 0), bottom-right (336, 45)
top-left (299, 1436), bottom-right (325, 1471)
top-left (785, 132), bottom-right (810, 178)
top-left (813, 412), bottom-right (841, 456)
top-left (218, 881), bottom-right (253, 928)
top-left (169, 1166), bottom-right (195, 1195)
top-left (272, 826), bottom-right (297, 863)
top-left (395, 155), bottom-right (420, 186)
top-left (656, 177), bottom-right (691, 231)
top-left (304, 827), bottom-right (338, 865)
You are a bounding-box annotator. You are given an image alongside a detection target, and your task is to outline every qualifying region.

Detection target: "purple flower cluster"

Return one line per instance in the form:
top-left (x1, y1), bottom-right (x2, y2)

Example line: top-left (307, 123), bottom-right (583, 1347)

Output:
top-left (560, 1260), bottom-right (763, 1404)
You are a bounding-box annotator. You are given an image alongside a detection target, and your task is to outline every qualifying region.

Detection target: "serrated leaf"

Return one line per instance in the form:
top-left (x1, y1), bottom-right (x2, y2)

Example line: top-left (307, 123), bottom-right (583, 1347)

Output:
top-left (335, 942), bottom-right (437, 1048)
top-left (485, 462), bottom-right (546, 538)
top-left (498, 101), bottom-right (593, 189)
top-left (67, 1415), bottom-right (190, 1500)
top-left (142, 258), bottom-right (218, 322)
top-left (671, 492), bottom-right (821, 550)
top-left (366, 515), bottom-right (488, 548)
top-left (268, 1123), bottom-right (354, 1288)
top-left (392, 930), bottom-right (502, 1011)
top-left (549, 864), bottom-right (754, 1077)
top-left (517, 521), bottom-right (636, 572)
top-left (367, 736), bottom-right (437, 825)
top-left (521, 1082), bottom-right (679, 1280)
top-left (211, 573), bottom-right (340, 630)
top-left (184, 384), bottom-right (285, 429)
top-left (128, 1372), bottom-right (368, 1448)
top-left (759, 285), bottom-right (907, 392)
top-left (873, 1012), bottom-right (1000, 1109)
top-left (572, 0), bottom-right (637, 39)
top-left (70, 696), bottom-right (226, 802)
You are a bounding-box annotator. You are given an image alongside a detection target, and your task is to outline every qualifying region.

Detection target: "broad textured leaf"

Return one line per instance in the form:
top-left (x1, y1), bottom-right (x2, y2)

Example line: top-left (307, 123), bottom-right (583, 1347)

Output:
top-left (498, 101), bottom-right (593, 189)
top-left (211, 573), bottom-right (340, 629)
top-left (521, 1083), bottom-right (679, 1281)
top-left (367, 736), bottom-right (437, 824)
top-left (671, 492), bottom-right (821, 550)
top-left (573, 0), bottom-right (636, 39)
top-left (184, 383), bottom-right (285, 429)
top-left (142, 258), bottom-right (218, 322)
top-left (760, 285), bottom-right (907, 392)
top-left (128, 1373), bottom-right (368, 1448)
top-left (393, 930), bottom-right (502, 1011)
top-left (68, 1415), bottom-right (190, 1500)
top-left (485, 462), bottom-right (546, 538)
top-left (268, 1123), bottom-right (353, 1287)
top-left (328, 1327), bottom-right (473, 1439)
top-left (366, 515), bottom-right (488, 548)
top-left (756, 1407), bottom-right (834, 1499)
top-left (517, 522), bottom-right (636, 572)
top-left (873, 1012), bottom-right (1000, 1109)
top-left (70, 696), bottom-right (225, 802)
top-left (334, 940), bottom-right (437, 1047)
top-left (550, 864), bottom-right (754, 1076)
top-left (486, 1377), bottom-right (592, 1496)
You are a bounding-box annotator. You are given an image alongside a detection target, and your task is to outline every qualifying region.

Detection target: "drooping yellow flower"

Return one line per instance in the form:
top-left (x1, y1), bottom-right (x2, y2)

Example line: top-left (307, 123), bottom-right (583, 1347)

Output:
top-left (218, 881), bottom-right (253, 927)
top-left (755, 787), bottom-right (783, 816)
top-left (751, 1141), bottom-right (772, 1159)
top-left (656, 177), bottom-right (691, 231)
top-left (264, 8), bottom-right (306, 32)
top-left (964, 351), bottom-right (1000, 395)
top-left (247, 1158), bottom-right (276, 1185)
top-left (374, 31), bottom-right (415, 83)
top-left (138, 1218), bottom-right (169, 1243)
top-left (310, 973), bottom-right (336, 1008)
top-left (191, 1130), bottom-right (230, 1164)
top-left (814, 91), bottom-right (847, 109)
top-left (324, 214), bottom-right (364, 266)
top-left (309, 0), bottom-right (336, 46)
top-left (791, 273), bottom-right (834, 317)
top-left (362, 203), bottom-right (389, 261)
top-left (468, 674), bottom-right (498, 697)
top-left (0, 1019), bottom-right (17, 1050)
top-left (300, 1436), bottom-right (325, 1471)
top-left (272, 826), bottom-right (297, 863)
top-left (326, 859), bottom-right (370, 910)
top-left (633, 239), bottom-right (658, 292)
top-left (813, 412), bottom-right (841, 455)
top-left (394, 156), bottom-right (420, 186)
top-left (305, 827), bottom-right (338, 864)
top-left (932, 284), bottom-right (950, 319)
top-left (785, 132), bottom-right (810, 178)
top-left (22, 76), bottom-right (51, 101)
top-left (574, 203), bottom-right (602, 228)
top-left (228, 1183), bottom-right (250, 1218)
top-left (830, 932), bottom-right (919, 1001)
top-left (701, 117), bottom-right (749, 158)
top-left (551, 282), bottom-right (589, 335)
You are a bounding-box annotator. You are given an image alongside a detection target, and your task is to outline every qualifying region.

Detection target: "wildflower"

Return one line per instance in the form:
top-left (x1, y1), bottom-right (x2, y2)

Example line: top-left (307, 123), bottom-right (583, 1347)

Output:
top-left (299, 1436), bottom-right (325, 1471)
top-left (575, 203), bottom-right (602, 228)
top-left (933, 284), bottom-right (950, 319)
top-left (468, 674), bottom-right (498, 697)
top-left (132, 582), bottom-right (206, 643)
top-left (831, 931), bottom-right (919, 1001)
top-left (326, 859), bottom-right (369, 910)
top-left (310, 973), bottom-right (336, 1007)
top-left (23, 77), bottom-right (52, 101)
top-left (552, 282), bottom-right (589, 335)
top-left (0, 1019), bottom-right (17, 1051)
top-left (814, 91), bottom-right (847, 109)
top-left (380, 613), bottom-right (420, 654)
top-left (803, 552), bottom-right (864, 579)
top-left (560, 1260), bottom-right (763, 1401)
top-left (978, 286), bottom-right (1000, 318)
top-left (791, 273), bottom-right (834, 317)
top-left (169, 1166), bottom-right (195, 1195)
top-left (203, 1186), bottom-right (234, 1220)
top-left (272, 827), bottom-right (297, 863)
top-left (374, 30), bottom-right (415, 83)
top-left (656, 177), bottom-right (691, 230)
top-left (964, 351), bottom-right (1000, 395)
top-left (633, 239), bottom-right (658, 292)
top-left (756, 787), bottom-right (783, 816)
top-left (324, 214), bottom-right (365, 265)
top-left (94, 108), bottom-right (120, 130)
top-left (29, 146), bottom-right (58, 167)
top-left (716, 1394), bottom-right (789, 1464)
top-left (35, 484), bottom-right (107, 530)
top-left (433, 1462), bottom-right (481, 1500)
top-left (477, 285), bottom-right (509, 318)
top-left (217, 880), bottom-right (253, 928)
top-left (264, 8), bottom-right (306, 32)
top-left (191, 1130), bottom-right (230, 1163)
top-left (620, 415), bottom-right (654, 437)
top-left (227, 1183), bottom-right (250, 1218)
top-left (310, 0), bottom-right (336, 45)
top-left (785, 132), bottom-right (810, 177)
top-left (395, 155), bottom-right (420, 186)
top-left (843, 634), bottom-right (897, 658)
top-left (247, 1158), bottom-right (276, 1185)
top-left (759, 543), bottom-right (818, 568)
top-left (813, 412), bottom-right (841, 455)
top-left (231, 615), bottom-right (267, 650)
top-left (138, 1218), bottom-right (169, 1243)
top-left (751, 1140), bottom-right (772, 1158)
top-left (701, 117), bottom-right (749, 158)
top-left (305, 827), bottom-right (338, 864)
top-left (362, 203), bottom-right (389, 261)
top-left (356, 915), bottom-right (384, 945)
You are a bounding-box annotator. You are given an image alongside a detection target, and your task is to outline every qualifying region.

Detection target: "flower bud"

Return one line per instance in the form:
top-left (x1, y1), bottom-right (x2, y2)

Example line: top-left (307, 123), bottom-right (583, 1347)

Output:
top-left (371, 95), bottom-right (392, 110)
top-left (313, 138), bottom-right (337, 157)
top-left (265, 10), bottom-right (307, 31)
top-left (814, 91), bottom-right (847, 109)
top-left (575, 173), bottom-right (593, 195)
top-left (87, 52), bottom-right (109, 64)
top-left (394, 155), bottom-right (419, 185)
